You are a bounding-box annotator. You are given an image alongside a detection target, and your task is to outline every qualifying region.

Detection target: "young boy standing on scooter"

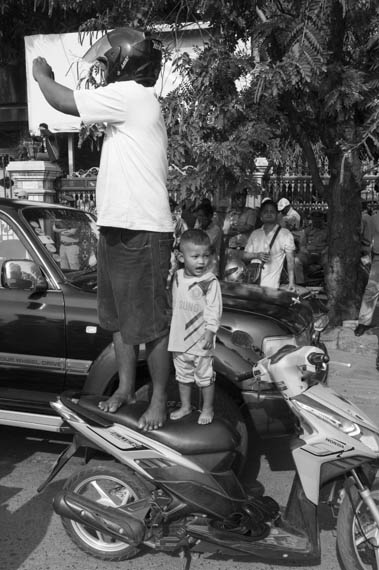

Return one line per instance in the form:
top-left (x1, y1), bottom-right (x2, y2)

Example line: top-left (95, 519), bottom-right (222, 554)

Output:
top-left (168, 229), bottom-right (223, 424)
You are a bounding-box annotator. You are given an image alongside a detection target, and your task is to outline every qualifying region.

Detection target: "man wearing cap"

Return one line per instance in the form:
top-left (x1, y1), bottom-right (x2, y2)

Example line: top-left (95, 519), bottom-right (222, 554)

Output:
top-left (243, 199), bottom-right (296, 290)
top-left (277, 198), bottom-right (301, 232)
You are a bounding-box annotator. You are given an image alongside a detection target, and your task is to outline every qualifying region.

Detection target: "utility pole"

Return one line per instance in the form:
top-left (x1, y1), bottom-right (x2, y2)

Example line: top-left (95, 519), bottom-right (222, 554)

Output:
top-left (0, 154), bottom-right (9, 198)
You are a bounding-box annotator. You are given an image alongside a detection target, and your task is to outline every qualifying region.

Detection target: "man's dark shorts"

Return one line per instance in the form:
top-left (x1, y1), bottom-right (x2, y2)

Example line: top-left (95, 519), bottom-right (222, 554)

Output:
top-left (98, 228), bottom-right (173, 345)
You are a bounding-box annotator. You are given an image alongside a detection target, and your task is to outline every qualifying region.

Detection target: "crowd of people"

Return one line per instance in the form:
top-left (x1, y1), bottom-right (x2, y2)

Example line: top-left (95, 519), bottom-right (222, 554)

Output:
top-left (170, 190), bottom-right (329, 293)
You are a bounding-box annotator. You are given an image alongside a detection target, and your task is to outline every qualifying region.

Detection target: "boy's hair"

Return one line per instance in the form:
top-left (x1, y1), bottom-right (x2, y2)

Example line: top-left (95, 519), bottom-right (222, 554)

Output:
top-left (180, 229), bottom-right (211, 250)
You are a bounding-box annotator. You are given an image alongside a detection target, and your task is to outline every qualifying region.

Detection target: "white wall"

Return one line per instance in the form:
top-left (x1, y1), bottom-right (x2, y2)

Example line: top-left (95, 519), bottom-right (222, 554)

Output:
top-left (25, 27), bottom-right (208, 135)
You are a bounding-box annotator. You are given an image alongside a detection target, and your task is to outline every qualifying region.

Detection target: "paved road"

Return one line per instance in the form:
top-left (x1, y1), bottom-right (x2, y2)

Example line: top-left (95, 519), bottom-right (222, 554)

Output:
top-left (0, 345), bottom-right (378, 570)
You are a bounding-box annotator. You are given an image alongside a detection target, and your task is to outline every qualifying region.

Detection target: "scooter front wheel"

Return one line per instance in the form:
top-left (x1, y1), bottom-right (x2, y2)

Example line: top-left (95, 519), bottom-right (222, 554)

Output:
top-left (336, 479), bottom-right (379, 570)
top-left (61, 463), bottom-right (150, 561)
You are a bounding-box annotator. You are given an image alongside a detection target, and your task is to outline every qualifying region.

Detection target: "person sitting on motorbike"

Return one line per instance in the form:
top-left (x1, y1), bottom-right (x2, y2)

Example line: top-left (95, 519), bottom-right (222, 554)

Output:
top-left (295, 211), bottom-right (328, 284)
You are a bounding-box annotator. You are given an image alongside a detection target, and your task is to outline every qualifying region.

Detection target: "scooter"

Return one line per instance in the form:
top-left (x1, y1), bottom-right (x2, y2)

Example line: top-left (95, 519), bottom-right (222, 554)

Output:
top-left (38, 342), bottom-right (379, 570)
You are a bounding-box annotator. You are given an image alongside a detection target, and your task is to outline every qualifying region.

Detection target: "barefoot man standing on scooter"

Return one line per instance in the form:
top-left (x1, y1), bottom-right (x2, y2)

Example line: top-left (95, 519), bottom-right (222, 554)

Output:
top-left (32, 28), bottom-right (173, 431)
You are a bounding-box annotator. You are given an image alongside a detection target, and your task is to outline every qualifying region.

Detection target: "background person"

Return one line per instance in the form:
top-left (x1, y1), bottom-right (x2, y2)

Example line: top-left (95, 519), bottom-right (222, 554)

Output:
top-left (33, 27), bottom-right (173, 431)
top-left (168, 229), bottom-right (222, 425)
top-left (355, 208), bottom-right (379, 337)
top-left (277, 197), bottom-right (301, 232)
top-left (223, 187), bottom-right (257, 256)
top-left (53, 218), bottom-right (80, 270)
top-left (243, 199), bottom-right (296, 290)
top-left (38, 122), bottom-right (60, 163)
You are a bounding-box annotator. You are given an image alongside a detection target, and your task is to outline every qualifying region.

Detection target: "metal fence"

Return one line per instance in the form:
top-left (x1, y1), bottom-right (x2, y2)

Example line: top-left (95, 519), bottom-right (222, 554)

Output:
top-left (56, 160), bottom-right (379, 214)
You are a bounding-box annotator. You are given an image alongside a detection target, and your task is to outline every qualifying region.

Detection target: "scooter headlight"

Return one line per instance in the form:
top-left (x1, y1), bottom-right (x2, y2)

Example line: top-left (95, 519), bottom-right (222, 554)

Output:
top-left (293, 400), bottom-right (379, 451)
top-left (294, 401), bottom-right (361, 436)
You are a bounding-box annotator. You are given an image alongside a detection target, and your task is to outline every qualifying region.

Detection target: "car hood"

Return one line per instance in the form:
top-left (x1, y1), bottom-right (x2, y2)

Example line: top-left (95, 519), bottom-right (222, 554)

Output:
top-left (221, 281), bottom-right (313, 335)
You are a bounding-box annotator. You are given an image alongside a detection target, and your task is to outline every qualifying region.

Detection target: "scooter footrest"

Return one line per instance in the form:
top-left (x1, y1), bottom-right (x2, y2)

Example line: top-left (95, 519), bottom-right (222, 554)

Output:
top-left (209, 520), bottom-right (270, 542)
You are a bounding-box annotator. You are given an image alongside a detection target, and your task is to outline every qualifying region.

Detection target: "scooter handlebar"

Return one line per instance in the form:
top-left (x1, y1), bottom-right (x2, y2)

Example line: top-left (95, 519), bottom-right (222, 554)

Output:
top-left (307, 352), bottom-right (330, 367)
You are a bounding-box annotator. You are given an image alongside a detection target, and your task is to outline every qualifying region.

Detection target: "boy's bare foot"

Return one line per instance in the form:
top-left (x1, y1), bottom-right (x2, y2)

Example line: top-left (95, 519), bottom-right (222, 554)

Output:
top-left (198, 409), bottom-right (214, 425)
top-left (170, 406), bottom-right (192, 421)
top-left (138, 397), bottom-right (167, 431)
top-left (98, 391), bottom-right (136, 413)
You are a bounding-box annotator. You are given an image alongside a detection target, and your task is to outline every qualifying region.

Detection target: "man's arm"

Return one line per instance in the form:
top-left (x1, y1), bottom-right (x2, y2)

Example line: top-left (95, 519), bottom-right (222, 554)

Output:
top-left (33, 57), bottom-right (79, 117)
top-left (285, 250), bottom-right (296, 290)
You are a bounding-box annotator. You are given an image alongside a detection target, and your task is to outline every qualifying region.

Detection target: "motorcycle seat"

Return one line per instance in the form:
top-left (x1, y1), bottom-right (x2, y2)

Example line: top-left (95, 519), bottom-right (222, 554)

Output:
top-left (77, 395), bottom-right (240, 455)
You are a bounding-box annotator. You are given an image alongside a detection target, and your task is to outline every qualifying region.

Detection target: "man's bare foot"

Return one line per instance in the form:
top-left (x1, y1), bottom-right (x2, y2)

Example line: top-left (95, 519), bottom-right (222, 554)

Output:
top-left (198, 409), bottom-right (214, 425)
top-left (170, 406), bottom-right (192, 421)
top-left (98, 391), bottom-right (136, 413)
top-left (138, 398), bottom-right (167, 431)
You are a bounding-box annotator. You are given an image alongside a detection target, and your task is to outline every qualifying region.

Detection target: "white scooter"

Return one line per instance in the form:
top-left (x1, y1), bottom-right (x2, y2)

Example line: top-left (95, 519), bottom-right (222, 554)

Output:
top-left (39, 342), bottom-right (379, 570)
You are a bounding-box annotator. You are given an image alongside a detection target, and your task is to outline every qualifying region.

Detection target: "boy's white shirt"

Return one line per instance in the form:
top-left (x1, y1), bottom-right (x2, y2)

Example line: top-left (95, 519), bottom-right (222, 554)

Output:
top-left (168, 269), bottom-right (223, 356)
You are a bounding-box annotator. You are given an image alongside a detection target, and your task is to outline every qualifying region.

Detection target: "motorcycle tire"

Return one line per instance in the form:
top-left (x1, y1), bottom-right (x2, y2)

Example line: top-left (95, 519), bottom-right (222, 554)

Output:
top-left (61, 463), bottom-right (150, 561)
top-left (336, 478), bottom-right (379, 570)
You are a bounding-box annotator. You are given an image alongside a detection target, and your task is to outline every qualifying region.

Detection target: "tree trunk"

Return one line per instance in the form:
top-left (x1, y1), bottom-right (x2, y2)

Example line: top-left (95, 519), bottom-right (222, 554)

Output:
top-left (325, 148), bottom-right (362, 325)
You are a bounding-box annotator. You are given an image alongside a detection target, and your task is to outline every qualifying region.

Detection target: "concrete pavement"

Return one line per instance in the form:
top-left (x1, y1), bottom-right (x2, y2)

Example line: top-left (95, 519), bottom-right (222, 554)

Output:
top-left (321, 325), bottom-right (379, 424)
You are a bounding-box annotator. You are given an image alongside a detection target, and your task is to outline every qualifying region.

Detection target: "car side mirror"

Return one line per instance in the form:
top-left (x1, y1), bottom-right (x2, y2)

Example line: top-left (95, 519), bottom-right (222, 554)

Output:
top-left (1, 259), bottom-right (48, 293)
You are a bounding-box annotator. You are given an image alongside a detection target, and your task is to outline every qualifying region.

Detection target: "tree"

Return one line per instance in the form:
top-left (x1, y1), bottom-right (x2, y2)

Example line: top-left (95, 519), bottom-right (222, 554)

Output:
top-left (161, 0), bottom-right (379, 324)
top-left (3, 0), bottom-right (379, 322)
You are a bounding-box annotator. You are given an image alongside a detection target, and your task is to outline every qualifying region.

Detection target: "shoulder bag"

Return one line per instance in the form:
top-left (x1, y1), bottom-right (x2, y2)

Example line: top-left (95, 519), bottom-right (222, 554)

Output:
top-left (247, 226), bottom-right (282, 285)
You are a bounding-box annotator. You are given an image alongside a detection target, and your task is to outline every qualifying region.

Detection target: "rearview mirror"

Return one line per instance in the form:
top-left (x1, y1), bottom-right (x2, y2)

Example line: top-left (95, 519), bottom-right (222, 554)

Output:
top-left (1, 259), bottom-right (48, 293)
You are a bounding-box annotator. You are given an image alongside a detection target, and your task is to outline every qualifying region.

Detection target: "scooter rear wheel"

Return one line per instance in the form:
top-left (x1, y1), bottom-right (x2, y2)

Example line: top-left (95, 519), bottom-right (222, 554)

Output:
top-left (61, 463), bottom-right (150, 561)
top-left (336, 479), bottom-right (379, 570)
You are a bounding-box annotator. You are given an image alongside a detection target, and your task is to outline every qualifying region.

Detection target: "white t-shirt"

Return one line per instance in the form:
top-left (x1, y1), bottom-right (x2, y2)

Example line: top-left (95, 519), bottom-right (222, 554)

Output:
top-left (279, 207), bottom-right (301, 231)
top-left (74, 81), bottom-right (173, 232)
top-left (245, 225), bottom-right (295, 289)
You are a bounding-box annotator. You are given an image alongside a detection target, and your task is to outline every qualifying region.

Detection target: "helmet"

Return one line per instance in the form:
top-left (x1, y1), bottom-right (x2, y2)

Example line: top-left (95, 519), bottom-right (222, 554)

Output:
top-left (223, 258), bottom-right (247, 282)
top-left (82, 27), bottom-right (162, 87)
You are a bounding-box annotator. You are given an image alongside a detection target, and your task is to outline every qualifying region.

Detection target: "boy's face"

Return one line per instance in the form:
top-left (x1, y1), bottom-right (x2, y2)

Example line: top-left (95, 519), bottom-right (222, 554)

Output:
top-left (179, 242), bottom-right (211, 277)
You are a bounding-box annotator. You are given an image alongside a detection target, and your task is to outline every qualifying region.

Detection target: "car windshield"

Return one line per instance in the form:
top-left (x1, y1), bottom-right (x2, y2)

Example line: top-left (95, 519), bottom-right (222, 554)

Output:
top-left (23, 206), bottom-right (98, 278)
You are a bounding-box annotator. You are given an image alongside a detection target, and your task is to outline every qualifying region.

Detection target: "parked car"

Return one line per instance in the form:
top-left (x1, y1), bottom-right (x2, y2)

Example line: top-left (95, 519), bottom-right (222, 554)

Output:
top-left (0, 198), bottom-right (324, 457)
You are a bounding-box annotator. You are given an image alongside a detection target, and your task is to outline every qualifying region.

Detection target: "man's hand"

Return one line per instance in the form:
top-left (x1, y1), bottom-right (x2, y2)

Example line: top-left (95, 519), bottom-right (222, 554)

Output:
top-left (32, 57), bottom-right (55, 82)
top-left (257, 251), bottom-right (270, 263)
